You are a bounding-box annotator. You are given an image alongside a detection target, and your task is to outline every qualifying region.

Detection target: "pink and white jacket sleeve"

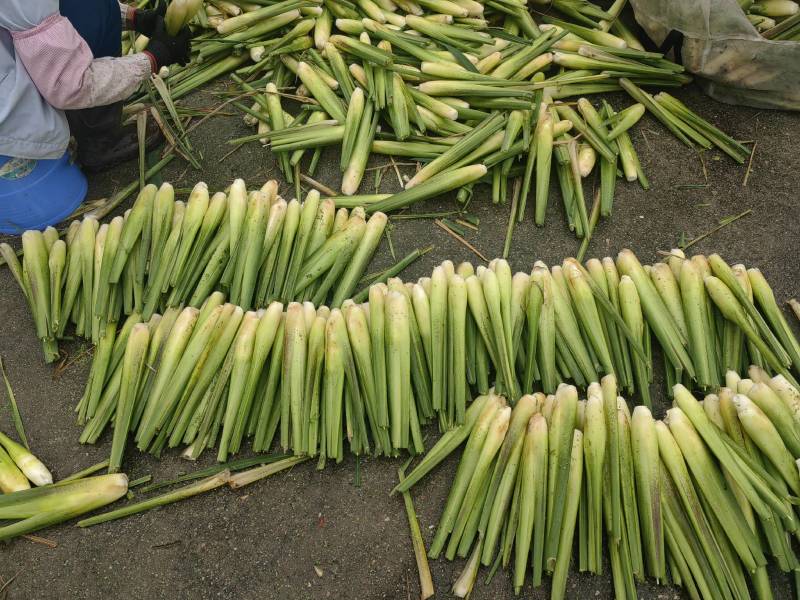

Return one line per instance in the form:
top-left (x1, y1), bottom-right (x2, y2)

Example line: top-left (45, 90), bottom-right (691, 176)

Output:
top-left (11, 13), bottom-right (152, 111)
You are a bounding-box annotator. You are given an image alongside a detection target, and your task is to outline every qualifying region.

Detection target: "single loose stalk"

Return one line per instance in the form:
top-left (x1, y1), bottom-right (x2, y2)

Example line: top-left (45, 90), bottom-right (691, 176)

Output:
top-left (398, 465), bottom-right (435, 600)
top-left (79, 472), bottom-right (230, 527)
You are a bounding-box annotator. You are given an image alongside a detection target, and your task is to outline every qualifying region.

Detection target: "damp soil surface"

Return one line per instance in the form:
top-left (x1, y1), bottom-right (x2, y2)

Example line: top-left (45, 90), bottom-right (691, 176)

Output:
top-left (1, 83), bottom-right (799, 599)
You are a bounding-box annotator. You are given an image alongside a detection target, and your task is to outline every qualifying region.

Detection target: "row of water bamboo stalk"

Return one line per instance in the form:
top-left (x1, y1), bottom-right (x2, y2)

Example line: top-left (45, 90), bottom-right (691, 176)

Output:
top-left (128, 0), bottom-right (749, 248)
top-left (227, 0), bottom-right (749, 235)
top-left (0, 179), bottom-right (387, 362)
top-left (40, 241), bottom-right (798, 473)
top-left (398, 368), bottom-right (800, 599)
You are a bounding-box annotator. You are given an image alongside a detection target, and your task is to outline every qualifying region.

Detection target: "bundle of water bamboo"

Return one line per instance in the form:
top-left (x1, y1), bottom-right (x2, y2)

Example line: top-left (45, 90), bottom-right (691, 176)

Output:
top-left (400, 368), bottom-right (800, 599)
top-left (32, 245), bottom-right (796, 472)
top-left (124, 0), bottom-right (749, 246)
top-left (1, 179), bottom-right (388, 361)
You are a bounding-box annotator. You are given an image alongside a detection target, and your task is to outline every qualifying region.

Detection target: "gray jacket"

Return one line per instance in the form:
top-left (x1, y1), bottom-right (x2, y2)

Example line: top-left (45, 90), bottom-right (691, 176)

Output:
top-left (0, 2), bottom-right (70, 160)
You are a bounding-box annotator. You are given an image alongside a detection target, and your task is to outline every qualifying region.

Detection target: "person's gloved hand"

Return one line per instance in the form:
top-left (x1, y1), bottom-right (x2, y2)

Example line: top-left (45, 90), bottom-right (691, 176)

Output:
top-left (144, 21), bottom-right (191, 71)
top-left (130, 1), bottom-right (167, 37)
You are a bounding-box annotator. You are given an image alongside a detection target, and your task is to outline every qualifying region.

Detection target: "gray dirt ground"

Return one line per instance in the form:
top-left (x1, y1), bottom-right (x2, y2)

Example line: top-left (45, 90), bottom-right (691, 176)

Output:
top-left (1, 84), bottom-right (799, 599)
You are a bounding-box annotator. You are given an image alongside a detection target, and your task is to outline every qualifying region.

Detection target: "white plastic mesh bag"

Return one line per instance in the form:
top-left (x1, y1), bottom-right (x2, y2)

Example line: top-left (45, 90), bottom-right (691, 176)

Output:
top-left (629, 0), bottom-right (800, 109)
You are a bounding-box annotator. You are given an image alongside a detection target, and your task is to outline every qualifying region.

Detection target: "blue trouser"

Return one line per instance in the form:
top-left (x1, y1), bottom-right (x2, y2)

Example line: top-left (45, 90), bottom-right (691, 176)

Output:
top-left (59, 0), bottom-right (125, 150)
top-left (59, 0), bottom-right (122, 58)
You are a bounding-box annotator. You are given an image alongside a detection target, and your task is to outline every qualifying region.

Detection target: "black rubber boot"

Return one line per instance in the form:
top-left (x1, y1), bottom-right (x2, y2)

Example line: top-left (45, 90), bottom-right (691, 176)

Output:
top-left (66, 102), bottom-right (163, 173)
